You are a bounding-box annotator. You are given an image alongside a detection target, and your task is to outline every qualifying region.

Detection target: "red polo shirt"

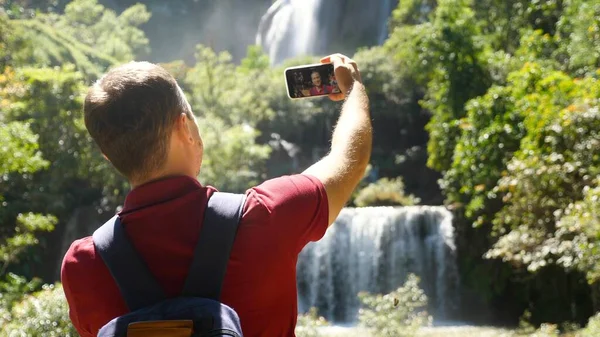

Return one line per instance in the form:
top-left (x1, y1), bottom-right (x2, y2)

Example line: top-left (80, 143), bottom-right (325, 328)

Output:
top-left (61, 174), bottom-right (328, 337)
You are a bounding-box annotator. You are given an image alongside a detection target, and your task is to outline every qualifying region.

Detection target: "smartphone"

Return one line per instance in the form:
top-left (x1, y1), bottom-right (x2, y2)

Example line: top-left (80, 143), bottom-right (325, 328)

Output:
top-left (284, 63), bottom-right (341, 99)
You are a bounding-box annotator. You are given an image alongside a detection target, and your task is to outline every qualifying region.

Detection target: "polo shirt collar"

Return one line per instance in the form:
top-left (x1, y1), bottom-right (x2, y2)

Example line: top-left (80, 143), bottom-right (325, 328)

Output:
top-left (122, 175), bottom-right (202, 213)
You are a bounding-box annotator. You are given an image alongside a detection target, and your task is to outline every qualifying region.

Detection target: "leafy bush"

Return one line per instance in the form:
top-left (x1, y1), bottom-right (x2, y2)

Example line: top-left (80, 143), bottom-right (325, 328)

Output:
top-left (354, 177), bottom-right (420, 207)
top-left (358, 274), bottom-right (431, 337)
top-left (540, 185), bottom-right (600, 284)
top-left (517, 311), bottom-right (562, 337)
top-left (1, 283), bottom-right (77, 337)
top-left (530, 323), bottom-right (560, 337)
top-left (487, 87), bottom-right (600, 272)
top-left (295, 307), bottom-right (330, 337)
top-left (0, 273), bottom-right (42, 317)
top-left (578, 313), bottom-right (600, 337)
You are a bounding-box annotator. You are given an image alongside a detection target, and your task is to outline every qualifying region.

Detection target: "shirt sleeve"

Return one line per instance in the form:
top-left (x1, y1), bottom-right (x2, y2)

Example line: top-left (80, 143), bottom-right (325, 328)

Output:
top-left (61, 239), bottom-right (96, 337)
top-left (246, 174), bottom-right (329, 254)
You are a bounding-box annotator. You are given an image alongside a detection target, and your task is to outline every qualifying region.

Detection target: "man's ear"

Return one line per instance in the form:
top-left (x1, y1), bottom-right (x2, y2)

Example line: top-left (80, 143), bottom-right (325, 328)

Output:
top-left (176, 113), bottom-right (194, 143)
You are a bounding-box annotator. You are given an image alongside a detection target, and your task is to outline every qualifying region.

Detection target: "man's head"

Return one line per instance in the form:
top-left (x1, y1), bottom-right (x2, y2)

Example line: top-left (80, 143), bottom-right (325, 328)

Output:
top-left (311, 71), bottom-right (322, 87)
top-left (84, 62), bottom-right (203, 186)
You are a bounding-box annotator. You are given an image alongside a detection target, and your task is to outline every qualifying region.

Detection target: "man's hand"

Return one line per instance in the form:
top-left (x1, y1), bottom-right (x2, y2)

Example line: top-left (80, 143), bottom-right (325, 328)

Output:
top-left (320, 53), bottom-right (362, 102)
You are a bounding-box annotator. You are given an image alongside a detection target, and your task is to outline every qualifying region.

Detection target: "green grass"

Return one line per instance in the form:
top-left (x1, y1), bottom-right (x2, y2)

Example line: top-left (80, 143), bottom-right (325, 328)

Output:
top-left (417, 326), bottom-right (518, 337)
top-left (313, 325), bottom-right (520, 337)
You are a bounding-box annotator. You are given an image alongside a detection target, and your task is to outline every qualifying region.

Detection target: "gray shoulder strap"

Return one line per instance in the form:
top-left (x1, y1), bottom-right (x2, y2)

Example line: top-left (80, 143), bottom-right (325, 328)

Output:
top-left (182, 192), bottom-right (246, 300)
top-left (92, 215), bottom-right (166, 311)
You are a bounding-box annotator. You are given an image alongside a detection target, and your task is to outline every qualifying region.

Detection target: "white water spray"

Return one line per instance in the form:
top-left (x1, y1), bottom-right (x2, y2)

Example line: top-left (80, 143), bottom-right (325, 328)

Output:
top-left (256, 0), bottom-right (323, 65)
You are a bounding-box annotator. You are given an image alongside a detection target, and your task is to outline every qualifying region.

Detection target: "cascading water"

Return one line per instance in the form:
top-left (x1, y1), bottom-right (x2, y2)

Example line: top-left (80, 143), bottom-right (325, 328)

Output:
top-left (296, 206), bottom-right (460, 323)
top-left (256, 0), bottom-right (398, 65)
top-left (256, 0), bottom-right (323, 65)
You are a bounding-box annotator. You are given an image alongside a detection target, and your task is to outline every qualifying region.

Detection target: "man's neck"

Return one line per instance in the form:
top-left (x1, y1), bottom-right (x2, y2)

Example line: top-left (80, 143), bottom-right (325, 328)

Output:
top-left (130, 171), bottom-right (196, 189)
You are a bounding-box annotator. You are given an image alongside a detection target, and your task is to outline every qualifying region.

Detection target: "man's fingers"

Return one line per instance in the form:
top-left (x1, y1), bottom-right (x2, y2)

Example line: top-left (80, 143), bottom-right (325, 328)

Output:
top-left (345, 57), bottom-right (358, 70)
top-left (321, 53), bottom-right (348, 64)
top-left (339, 63), bottom-right (354, 73)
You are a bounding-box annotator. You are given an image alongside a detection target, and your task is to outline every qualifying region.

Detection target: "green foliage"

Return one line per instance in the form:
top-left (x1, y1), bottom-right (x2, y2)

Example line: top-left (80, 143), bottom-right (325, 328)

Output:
top-left (0, 63), bottom-right (126, 284)
top-left (0, 120), bottom-right (48, 175)
top-left (556, 0), bottom-right (600, 76)
top-left (1, 65), bottom-right (127, 217)
top-left (391, 0), bottom-right (600, 325)
top-left (533, 185), bottom-right (600, 285)
top-left (0, 213), bottom-right (57, 275)
top-left (530, 324), bottom-right (560, 337)
top-left (0, 11), bottom-right (11, 70)
top-left (10, 18), bottom-right (117, 79)
top-left (239, 45), bottom-right (271, 74)
top-left (578, 313), bottom-right (600, 337)
top-left (186, 45), bottom-right (273, 192)
top-left (387, 0), bottom-right (491, 172)
top-left (354, 177), bottom-right (420, 207)
top-left (0, 70), bottom-right (58, 286)
top-left (295, 307), bottom-right (330, 337)
top-left (389, 0), bottom-right (436, 27)
top-left (1, 283), bottom-right (78, 336)
top-left (473, 0), bottom-right (564, 54)
top-left (358, 274), bottom-right (431, 337)
top-left (421, 0), bottom-right (491, 172)
top-left (441, 85), bottom-right (525, 226)
top-left (5, 0), bottom-right (150, 79)
top-left (187, 45), bottom-right (275, 125)
top-left (56, 0), bottom-right (151, 61)
top-left (0, 273), bottom-right (42, 318)
top-left (198, 118), bottom-right (271, 192)
top-left (486, 73), bottom-right (600, 271)
top-left (352, 46), bottom-right (440, 202)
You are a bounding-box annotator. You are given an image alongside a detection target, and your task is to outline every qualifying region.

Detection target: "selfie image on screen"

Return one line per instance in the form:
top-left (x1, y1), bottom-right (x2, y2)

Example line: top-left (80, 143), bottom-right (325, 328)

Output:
top-left (286, 64), bottom-right (341, 99)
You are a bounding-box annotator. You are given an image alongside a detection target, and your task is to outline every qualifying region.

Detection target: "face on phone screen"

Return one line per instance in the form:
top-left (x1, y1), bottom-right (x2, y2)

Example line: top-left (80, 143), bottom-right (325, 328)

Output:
top-left (285, 63), bottom-right (341, 99)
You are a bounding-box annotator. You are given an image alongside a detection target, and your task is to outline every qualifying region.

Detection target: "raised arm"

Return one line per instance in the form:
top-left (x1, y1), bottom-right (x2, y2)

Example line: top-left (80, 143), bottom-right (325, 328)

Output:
top-left (303, 54), bottom-right (373, 225)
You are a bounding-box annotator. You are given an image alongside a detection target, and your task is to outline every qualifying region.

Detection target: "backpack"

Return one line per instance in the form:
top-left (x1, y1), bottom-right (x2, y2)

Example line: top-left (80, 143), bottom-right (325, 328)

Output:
top-left (92, 192), bottom-right (246, 337)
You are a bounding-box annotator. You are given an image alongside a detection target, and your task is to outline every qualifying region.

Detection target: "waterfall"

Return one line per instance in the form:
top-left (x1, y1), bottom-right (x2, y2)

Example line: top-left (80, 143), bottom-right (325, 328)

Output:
top-left (296, 206), bottom-right (460, 323)
top-left (256, 0), bottom-right (323, 65)
top-left (256, 0), bottom-right (398, 65)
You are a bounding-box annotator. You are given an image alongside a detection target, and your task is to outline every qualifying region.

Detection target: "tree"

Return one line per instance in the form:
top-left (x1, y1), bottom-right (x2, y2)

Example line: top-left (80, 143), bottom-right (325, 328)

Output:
top-left (388, 0), bottom-right (600, 325)
top-left (0, 84), bottom-right (57, 308)
top-left (0, 119), bottom-right (56, 276)
top-left (186, 45), bottom-right (273, 192)
top-left (473, 0), bottom-right (564, 54)
top-left (386, 0), bottom-right (491, 173)
top-left (0, 65), bottom-right (127, 280)
top-left (556, 0), bottom-right (600, 76)
top-left (5, 0), bottom-right (150, 79)
top-left (487, 72), bottom-right (600, 274)
top-left (0, 0), bottom-right (151, 280)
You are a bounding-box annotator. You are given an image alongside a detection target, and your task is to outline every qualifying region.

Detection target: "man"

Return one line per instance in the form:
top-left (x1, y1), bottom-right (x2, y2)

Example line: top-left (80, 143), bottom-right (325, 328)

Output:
top-left (61, 53), bottom-right (371, 337)
top-left (308, 71), bottom-right (335, 96)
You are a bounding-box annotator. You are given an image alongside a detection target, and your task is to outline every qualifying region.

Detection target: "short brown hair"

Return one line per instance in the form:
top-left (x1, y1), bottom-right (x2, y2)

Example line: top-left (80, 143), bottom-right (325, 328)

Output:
top-left (84, 62), bottom-right (191, 181)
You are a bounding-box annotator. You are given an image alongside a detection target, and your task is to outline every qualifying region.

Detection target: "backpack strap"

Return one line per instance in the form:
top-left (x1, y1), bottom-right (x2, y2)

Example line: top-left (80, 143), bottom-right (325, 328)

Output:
top-left (182, 192), bottom-right (246, 300)
top-left (93, 215), bottom-right (166, 311)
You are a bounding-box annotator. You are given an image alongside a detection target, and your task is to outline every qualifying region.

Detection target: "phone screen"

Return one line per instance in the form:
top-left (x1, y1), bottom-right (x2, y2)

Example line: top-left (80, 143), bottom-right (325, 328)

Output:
top-left (285, 63), bottom-right (341, 99)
